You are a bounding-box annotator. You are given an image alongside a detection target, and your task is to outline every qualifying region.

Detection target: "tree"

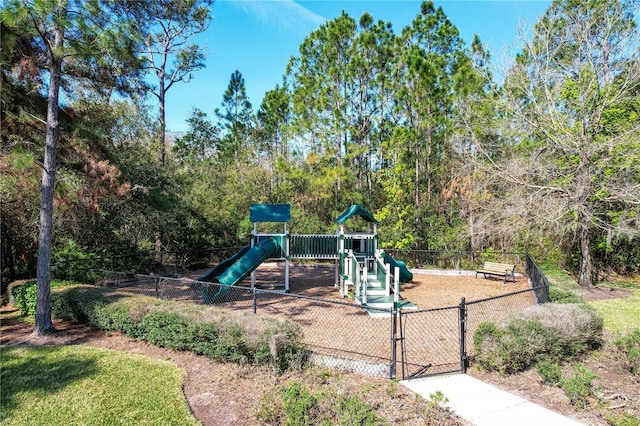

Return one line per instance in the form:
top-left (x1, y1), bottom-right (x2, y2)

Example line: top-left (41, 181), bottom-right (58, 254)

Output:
top-left (398, 1), bottom-right (465, 211)
top-left (139, 0), bottom-right (213, 165)
top-left (215, 69), bottom-right (254, 164)
top-left (286, 12), bottom-right (357, 202)
top-left (173, 107), bottom-right (218, 163)
top-left (1, 0), bottom-right (143, 334)
top-left (256, 84), bottom-right (291, 163)
top-left (448, 35), bottom-right (499, 252)
top-left (489, 0), bottom-right (640, 285)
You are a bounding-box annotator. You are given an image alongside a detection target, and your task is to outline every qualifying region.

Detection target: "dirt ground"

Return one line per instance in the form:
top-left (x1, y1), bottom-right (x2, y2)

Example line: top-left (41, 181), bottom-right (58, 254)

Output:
top-left (2, 267), bottom-right (639, 425)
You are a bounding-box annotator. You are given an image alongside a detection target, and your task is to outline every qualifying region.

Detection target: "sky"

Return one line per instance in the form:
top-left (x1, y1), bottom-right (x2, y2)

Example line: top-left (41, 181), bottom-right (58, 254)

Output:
top-left (164, 0), bottom-right (552, 133)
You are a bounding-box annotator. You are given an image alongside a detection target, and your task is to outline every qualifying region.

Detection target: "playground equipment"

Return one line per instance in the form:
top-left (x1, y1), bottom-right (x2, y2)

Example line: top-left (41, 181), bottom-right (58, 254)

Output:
top-left (199, 204), bottom-right (415, 310)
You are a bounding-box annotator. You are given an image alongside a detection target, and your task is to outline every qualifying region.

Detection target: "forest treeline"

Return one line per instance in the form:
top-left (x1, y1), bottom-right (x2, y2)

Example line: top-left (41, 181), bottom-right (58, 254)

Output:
top-left (1, 0), bottom-right (639, 296)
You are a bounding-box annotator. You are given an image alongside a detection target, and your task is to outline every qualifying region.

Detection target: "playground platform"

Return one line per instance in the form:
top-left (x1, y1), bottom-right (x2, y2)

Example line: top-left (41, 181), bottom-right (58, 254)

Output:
top-left (401, 374), bottom-right (585, 426)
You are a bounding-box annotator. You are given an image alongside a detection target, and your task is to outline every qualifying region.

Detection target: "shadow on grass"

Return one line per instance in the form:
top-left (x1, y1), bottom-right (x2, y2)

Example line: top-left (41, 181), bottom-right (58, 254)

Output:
top-left (0, 346), bottom-right (99, 420)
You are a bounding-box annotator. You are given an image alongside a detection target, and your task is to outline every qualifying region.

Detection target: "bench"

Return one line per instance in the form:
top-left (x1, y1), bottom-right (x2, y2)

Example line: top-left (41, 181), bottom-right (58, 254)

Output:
top-left (475, 262), bottom-right (516, 284)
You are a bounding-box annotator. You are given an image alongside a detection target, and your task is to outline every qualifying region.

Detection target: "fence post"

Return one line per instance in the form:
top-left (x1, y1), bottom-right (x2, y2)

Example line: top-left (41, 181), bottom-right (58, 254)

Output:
top-left (459, 297), bottom-right (467, 373)
top-left (390, 302), bottom-right (397, 380)
top-left (154, 276), bottom-right (160, 298)
top-left (253, 287), bottom-right (257, 314)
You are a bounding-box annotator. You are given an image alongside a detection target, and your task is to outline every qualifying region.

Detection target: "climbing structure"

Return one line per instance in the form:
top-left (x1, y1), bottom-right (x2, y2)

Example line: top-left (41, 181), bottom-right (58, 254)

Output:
top-left (199, 204), bottom-right (414, 310)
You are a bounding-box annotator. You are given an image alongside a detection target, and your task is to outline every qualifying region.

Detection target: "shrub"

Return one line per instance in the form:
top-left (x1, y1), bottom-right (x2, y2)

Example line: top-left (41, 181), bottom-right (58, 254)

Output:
top-left (50, 285), bottom-right (307, 371)
top-left (536, 359), bottom-right (562, 386)
top-left (548, 287), bottom-right (584, 304)
top-left (613, 329), bottom-right (640, 375)
top-left (10, 280), bottom-right (77, 317)
top-left (255, 381), bottom-right (385, 426)
top-left (605, 412), bottom-right (640, 426)
top-left (473, 319), bottom-right (555, 373)
top-left (9, 281), bottom-right (37, 316)
top-left (520, 303), bottom-right (603, 356)
top-left (473, 304), bottom-right (603, 373)
top-left (560, 363), bottom-right (597, 409)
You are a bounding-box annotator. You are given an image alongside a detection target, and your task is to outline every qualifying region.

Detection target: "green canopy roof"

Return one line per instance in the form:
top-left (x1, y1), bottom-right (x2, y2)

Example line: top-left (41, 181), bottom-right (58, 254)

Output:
top-left (334, 205), bottom-right (378, 224)
top-left (250, 204), bottom-right (291, 223)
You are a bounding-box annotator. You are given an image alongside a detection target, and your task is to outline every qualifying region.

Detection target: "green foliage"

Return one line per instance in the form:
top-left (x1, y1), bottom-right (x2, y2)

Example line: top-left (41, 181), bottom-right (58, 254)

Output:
top-left (9, 280), bottom-right (76, 317)
top-left (49, 285), bottom-right (307, 371)
top-left (2, 0), bottom-right (638, 306)
top-left (548, 287), bottom-right (584, 304)
top-left (51, 239), bottom-right (98, 282)
top-left (473, 318), bottom-right (556, 373)
top-left (613, 329), bottom-right (640, 375)
top-left (255, 380), bottom-right (386, 426)
top-left (334, 392), bottom-right (383, 426)
top-left (9, 281), bottom-right (37, 317)
top-left (536, 359), bottom-right (562, 386)
top-left (540, 264), bottom-right (584, 304)
top-left (605, 412), bottom-right (640, 426)
top-left (473, 304), bottom-right (603, 373)
top-left (560, 363), bottom-right (598, 409)
top-left (280, 381), bottom-right (318, 426)
top-left (593, 236), bottom-right (640, 276)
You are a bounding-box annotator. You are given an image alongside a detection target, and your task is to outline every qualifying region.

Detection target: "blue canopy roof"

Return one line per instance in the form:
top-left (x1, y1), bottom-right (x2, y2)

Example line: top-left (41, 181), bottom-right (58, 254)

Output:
top-left (250, 204), bottom-right (291, 223)
top-left (334, 205), bottom-right (378, 224)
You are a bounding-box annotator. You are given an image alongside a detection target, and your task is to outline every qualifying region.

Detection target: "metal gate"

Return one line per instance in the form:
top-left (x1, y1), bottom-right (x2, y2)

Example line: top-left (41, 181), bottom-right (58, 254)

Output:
top-left (399, 303), bottom-right (464, 379)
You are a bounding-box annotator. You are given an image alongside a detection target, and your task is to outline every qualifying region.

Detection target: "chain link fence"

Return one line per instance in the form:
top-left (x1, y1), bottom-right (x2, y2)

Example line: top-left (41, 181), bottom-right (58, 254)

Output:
top-left (93, 264), bottom-right (550, 380)
top-left (96, 270), bottom-right (395, 377)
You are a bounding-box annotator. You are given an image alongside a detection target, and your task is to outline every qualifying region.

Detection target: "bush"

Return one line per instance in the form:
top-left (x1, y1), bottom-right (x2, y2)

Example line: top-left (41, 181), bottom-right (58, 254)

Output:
top-left (255, 380), bottom-right (385, 426)
top-left (473, 319), bottom-right (556, 373)
top-left (473, 304), bottom-right (603, 373)
top-left (50, 285), bottom-right (307, 371)
top-left (605, 412), bottom-right (640, 426)
top-left (9, 280), bottom-right (77, 317)
top-left (614, 329), bottom-right (640, 375)
top-left (560, 363), bottom-right (597, 409)
top-left (536, 359), bottom-right (562, 386)
top-left (548, 287), bottom-right (584, 304)
top-left (520, 303), bottom-right (603, 356)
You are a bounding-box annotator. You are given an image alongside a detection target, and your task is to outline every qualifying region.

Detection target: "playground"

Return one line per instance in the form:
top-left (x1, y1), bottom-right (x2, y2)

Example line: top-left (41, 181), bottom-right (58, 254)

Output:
top-left (104, 204), bottom-right (537, 377)
top-left (200, 261), bottom-right (531, 308)
top-left (192, 204), bottom-right (530, 309)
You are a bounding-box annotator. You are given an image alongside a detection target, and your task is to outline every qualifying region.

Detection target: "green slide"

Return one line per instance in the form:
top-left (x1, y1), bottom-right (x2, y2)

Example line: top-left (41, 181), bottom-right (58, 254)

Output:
top-left (384, 254), bottom-right (413, 283)
top-left (201, 238), bottom-right (280, 303)
top-left (197, 245), bottom-right (250, 282)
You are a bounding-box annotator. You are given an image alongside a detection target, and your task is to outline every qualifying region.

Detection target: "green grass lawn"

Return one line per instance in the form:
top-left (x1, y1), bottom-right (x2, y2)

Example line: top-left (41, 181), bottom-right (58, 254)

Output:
top-left (541, 264), bottom-right (640, 334)
top-left (588, 285), bottom-right (640, 334)
top-left (0, 345), bottom-right (199, 426)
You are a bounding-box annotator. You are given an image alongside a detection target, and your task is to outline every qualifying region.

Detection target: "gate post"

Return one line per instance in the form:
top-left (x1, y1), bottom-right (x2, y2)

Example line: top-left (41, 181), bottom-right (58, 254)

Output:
top-left (459, 297), bottom-right (468, 373)
top-left (390, 302), bottom-right (397, 379)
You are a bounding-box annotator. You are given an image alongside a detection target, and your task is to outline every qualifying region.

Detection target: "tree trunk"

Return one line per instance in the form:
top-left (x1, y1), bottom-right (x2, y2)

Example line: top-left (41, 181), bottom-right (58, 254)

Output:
top-left (577, 224), bottom-right (595, 287)
top-left (159, 86), bottom-right (166, 166)
top-left (34, 37), bottom-right (64, 336)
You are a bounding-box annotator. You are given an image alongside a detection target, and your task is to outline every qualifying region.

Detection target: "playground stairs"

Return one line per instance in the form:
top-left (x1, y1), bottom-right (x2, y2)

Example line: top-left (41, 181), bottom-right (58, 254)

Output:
top-left (355, 273), bottom-right (417, 312)
top-left (364, 276), bottom-right (387, 296)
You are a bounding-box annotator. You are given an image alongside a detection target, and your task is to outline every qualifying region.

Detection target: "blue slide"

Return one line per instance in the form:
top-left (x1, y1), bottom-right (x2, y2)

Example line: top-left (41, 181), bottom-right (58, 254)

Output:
top-left (384, 254), bottom-right (413, 283)
top-left (199, 238), bottom-right (280, 303)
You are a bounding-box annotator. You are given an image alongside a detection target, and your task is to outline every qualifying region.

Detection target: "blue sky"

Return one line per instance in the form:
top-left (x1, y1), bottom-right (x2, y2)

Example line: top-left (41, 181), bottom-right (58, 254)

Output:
top-left (164, 0), bottom-right (552, 132)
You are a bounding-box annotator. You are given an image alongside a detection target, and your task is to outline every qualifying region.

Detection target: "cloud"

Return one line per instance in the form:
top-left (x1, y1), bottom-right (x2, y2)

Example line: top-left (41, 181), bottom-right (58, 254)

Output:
top-left (228, 0), bottom-right (326, 34)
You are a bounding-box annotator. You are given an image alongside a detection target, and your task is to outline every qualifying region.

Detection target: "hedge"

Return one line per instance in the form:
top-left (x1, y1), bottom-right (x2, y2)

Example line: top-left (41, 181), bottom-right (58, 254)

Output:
top-left (12, 282), bottom-right (307, 372)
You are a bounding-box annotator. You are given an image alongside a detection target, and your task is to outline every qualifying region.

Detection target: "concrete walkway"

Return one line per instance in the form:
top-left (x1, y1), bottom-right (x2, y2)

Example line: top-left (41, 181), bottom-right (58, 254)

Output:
top-left (401, 374), bottom-right (585, 425)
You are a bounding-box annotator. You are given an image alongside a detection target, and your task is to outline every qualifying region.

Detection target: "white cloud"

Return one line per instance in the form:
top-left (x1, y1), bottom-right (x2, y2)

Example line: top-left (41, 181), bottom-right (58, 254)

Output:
top-left (228, 0), bottom-right (326, 34)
